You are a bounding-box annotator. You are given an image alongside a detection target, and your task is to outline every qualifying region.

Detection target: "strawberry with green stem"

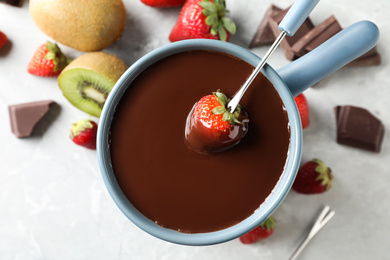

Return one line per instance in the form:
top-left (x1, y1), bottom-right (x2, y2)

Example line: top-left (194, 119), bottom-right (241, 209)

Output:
top-left (28, 41), bottom-right (71, 77)
top-left (70, 119), bottom-right (98, 150)
top-left (169, 0), bottom-right (236, 42)
top-left (292, 159), bottom-right (333, 194)
top-left (239, 216), bottom-right (276, 244)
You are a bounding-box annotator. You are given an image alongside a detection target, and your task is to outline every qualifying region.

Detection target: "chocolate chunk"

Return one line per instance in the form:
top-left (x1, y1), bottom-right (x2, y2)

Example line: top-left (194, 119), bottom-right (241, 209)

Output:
top-left (8, 100), bottom-right (60, 138)
top-left (250, 7), bottom-right (382, 65)
top-left (0, 0), bottom-right (23, 7)
top-left (290, 16), bottom-right (381, 65)
top-left (268, 6), bottom-right (315, 60)
top-left (335, 105), bottom-right (384, 153)
top-left (292, 16), bottom-right (342, 58)
top-left (249, 5), bottom-right (282, 48)
top-left (346, 46), bottom-right (381, 67)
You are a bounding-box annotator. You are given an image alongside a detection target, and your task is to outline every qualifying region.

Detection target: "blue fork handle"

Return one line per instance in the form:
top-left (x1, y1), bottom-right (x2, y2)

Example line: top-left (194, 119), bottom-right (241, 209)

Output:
top-left (277, 21), bottom-right (380, 97)
top-left (279, 0), bottom-right (320, 36)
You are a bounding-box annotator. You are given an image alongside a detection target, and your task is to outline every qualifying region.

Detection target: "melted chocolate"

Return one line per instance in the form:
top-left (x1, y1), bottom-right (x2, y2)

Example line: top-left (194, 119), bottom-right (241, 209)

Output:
top-left (109, 50), bottom-right (290, 233)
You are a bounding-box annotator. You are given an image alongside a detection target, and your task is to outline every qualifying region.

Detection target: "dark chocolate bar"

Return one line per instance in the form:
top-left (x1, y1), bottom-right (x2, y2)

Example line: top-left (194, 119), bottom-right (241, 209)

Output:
top-left (0, 0), bottom-right (23, 7)
top-left (249, 5), bottom-right (282, 48)
top-left (292, 15), bottom-right (342, 58)
top-left (335, 105), bottom-right (384, 153)
top-left (268, 6), bottom-right (314, 60)
top-left (8, 100), bottom-right (59, 138)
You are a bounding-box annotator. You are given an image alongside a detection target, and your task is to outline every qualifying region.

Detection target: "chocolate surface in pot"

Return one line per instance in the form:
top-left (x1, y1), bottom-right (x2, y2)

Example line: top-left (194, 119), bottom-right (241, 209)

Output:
top-left (109, 50), bottom-right (290, 233)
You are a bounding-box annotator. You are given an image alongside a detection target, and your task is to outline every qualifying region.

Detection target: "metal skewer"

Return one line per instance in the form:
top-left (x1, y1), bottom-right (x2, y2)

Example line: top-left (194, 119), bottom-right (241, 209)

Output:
top-left (227, 0), bottom-right (320, 113)
top-left (288, 205), bottom-right (335, 260)
top-left (227, 31), bottom-right (287, 112)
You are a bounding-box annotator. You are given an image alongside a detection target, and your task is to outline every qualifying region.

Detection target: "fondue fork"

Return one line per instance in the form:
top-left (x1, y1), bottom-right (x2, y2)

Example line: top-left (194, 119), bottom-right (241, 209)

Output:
top-left (288, 205), bottom-right (335, 260)
top-left (228, 0), bottom-right (320, 113)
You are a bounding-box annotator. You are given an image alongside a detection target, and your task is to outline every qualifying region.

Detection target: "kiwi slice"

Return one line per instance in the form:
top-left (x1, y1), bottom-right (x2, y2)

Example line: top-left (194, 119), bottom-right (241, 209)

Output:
top-left (58, 52), bottom-right (127, 117)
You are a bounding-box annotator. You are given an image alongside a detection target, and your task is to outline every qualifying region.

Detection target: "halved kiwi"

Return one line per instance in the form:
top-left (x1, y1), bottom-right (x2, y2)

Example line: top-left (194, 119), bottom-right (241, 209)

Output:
top-left (58, 52), bottom-right (127, 117)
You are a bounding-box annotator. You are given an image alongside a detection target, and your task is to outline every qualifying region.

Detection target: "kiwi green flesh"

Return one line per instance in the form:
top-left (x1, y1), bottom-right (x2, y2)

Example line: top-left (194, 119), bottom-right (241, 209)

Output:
top-left (59, 68), bottom-right (114, 118)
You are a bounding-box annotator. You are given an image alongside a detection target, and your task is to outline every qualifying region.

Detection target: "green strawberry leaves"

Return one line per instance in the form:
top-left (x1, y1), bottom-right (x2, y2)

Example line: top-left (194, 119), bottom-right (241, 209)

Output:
top-left (199, 0), bottom-right (217, 13)
top-left (211, 106), bottom-right (226, 115)
top-left (313, 159), bottom-right (334, 191)
top-left (199, 0), bottom-right (236, 41)
top-left (211, 90), bottom-right (243, 125)
top-left (260, 216), bottom-right (276, 231)
top-left (71, 119), bottom-right (95, 137)
top-left (222, 17), bottom-right (236, 34)
top-left (44, 41), bottom-right (71, 72)
top-left (214, 90), bottom-right (228, 105)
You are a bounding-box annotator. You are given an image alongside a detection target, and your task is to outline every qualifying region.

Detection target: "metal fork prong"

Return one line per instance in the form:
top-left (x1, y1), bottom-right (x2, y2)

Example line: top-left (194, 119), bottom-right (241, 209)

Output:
top-left (308, 205), bottom-right (332, 238)
top-left (288, 205), bottom-right (335, 260)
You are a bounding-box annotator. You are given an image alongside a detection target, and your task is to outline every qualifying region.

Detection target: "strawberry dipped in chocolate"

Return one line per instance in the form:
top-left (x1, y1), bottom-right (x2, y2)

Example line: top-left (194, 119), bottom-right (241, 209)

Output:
top-left (185, 90), bottom-right (249, 153)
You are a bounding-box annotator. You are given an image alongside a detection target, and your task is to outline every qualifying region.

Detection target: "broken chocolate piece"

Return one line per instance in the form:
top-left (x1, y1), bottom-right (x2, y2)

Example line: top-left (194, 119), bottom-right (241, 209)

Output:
top-left (291, 17), bottom-right (381, 65)
top-left (250, 7), bottom-right (382, 66)
top-left (249, 5), bottom-right (282, 48)
top-left (292, 16), bottom-right (342, 58)
top-left (335, 105), bottom-right (384, 153)
top-left (8, 100), bottom-right (59, 138)
top-left (0, 0), bottom-right (22, 7)
top-left (346, 46), bottom-right (381, 67)
top-left (269, 6), bottom-right (314, 60)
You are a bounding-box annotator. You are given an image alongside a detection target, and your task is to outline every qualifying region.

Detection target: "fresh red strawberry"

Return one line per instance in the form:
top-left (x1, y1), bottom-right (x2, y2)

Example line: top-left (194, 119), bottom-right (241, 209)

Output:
top-left (140, 0), bottom-right (185, 7)
top-left (27, 41), bottom-right (70, 77)
top-left (185, 90), bottom-right (248, 153)
top-left (0, 31), bottom-right (7, 49)
top-left (294, 93), bottom-right (309, 129)
top-left (70, 119), bottom-right (98, 150)
top-left (169, 0), bottom-right (236, 42)
top-left (239, 216), bottom-right (276, 244)
top-left (293, 159), bottom-right (333, 194)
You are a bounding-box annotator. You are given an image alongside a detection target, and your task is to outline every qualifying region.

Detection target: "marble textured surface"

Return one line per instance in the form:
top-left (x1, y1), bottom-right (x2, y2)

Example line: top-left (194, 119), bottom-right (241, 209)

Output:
top-left (0, 0), bottom-right (389, 259)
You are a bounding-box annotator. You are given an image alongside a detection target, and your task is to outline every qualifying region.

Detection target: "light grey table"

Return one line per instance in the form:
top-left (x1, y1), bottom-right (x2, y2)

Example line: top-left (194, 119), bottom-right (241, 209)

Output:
top-left (0, 0), bottom-right (389, 259)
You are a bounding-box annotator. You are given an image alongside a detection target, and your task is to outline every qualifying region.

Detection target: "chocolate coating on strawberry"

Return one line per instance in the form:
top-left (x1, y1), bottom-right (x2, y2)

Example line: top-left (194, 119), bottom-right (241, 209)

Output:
top-left (185, 90), bottom-right (249, 153)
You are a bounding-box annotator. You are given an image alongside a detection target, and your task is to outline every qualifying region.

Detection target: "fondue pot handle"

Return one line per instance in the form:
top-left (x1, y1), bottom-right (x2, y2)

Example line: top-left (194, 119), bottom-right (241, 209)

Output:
top-left (276, 21), bottom-right (379, 97)
top-left (278, 0), bottom-right (320, 36)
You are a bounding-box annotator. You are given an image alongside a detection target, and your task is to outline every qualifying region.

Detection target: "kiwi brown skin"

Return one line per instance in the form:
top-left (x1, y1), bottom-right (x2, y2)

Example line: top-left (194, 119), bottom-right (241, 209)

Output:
top-left (29, 0), bottom-right (127, 52)
top-left (58, 52), bottom-right (128, 117)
